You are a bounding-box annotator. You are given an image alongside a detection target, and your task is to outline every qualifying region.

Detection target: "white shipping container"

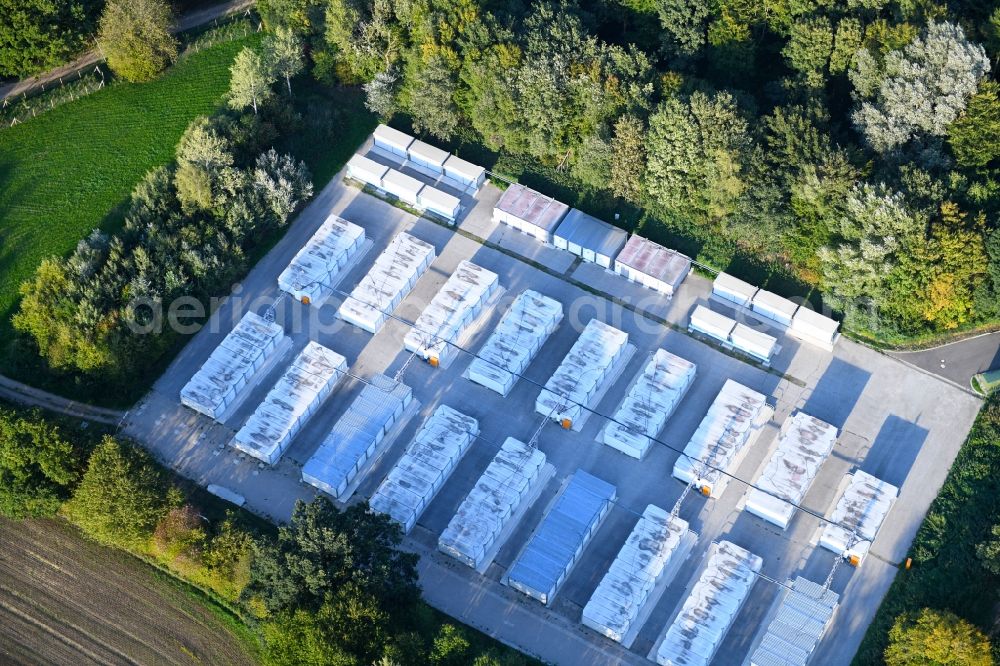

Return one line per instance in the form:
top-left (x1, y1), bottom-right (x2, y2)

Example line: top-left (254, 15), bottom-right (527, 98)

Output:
top-left (438, 438), bottom-right (546, 569)
top-left (535, 319), bottom-right (629, 428)
top-left (278, 215), bottom-right (365, 304)
top-left (583, 505), bottom-right (690, 644)
top-left (407, 139), bottom-right (449, 173)
top-left (417, 185), bottom-right (461, 221)
top-left (381, 168), bottom-right (424, 206)
top-left (302, 375), bottom-right (413, 501)
top-left (346, 153), bottom-right (389, 187)
top-left (654, 541), bottom-right (762, 666)
top-left (730, 323), bottom-right (778, 363)
top-left (368, 405), bottom-right (479, 534)
top-left (745, 412), bottom-right (838, 529)
top-left (751, 289), bottom-right (799, 327)
top-left (443, 154), bottom-right (486, 189)
top-left (790, 306), bottom-right (841, 347)
top-left (712, 272), bottom-right (758, 307)
top-left (466, 290), bottom-right (563, 396)
top-left (819, 470), bottom-right (898, 561)
top-left (403, 260), bottom-right (500, 365)
top-left (601, 349), bottom-right (696, 459)
top-left (373, 124), bottom-right (413, 157)
top-left (180, 311), bottom-right (285, 420)
top-left (231, 342), bottom-right (347, 465)
top-left (689, 305), bottom-right (736, 343)
top-left (337, 232), bottom-right (436, 334)
top-left (672, 379), bottom-right (769, 498)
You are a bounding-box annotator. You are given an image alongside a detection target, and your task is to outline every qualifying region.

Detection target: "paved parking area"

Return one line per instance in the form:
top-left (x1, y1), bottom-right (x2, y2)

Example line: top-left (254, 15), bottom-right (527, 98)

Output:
top-left (126, 159), bottom-right (983, 666)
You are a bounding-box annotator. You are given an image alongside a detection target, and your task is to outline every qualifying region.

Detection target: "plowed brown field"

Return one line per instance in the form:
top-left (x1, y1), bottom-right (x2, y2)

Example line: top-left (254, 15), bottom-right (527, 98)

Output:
top-left (0, 518), bottom-right (258, 666)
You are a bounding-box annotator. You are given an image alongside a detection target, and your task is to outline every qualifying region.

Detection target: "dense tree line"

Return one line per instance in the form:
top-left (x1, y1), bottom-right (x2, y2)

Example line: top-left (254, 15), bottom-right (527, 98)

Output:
top-left (13, 38), bottom-right (314, 391)
top-left (258, 0), bottom-right (1000, 340)
top-left (0, 0), bottom-right (103, 78)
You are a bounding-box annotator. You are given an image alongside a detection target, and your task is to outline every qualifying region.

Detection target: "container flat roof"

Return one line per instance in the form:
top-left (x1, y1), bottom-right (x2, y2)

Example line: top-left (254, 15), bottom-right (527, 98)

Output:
top-left (443, 153), bottom-right (485, 181)
top-left (418, 185), bottom-right (460, 211)
top-left (752, 289), bottom-right (799, 318)
top-left (347, 153), bottom-right (389, 179)
top-left (714, 272), bottom-right (758, 300)
top-left (373, 124), bottom-right (414, 149)
top-left (750, 577), bottom-right (839, 666)
top-left (555, 209), bottom-right (628, 257)
top-left (408, 139), bottom-right (449, 166)
top-left (382, 168), bottom-right (424, 196)
top-left (278, 215), bottom-right (365, 295)
top-left (616, 236), bottom-right (690, 287)
top-left (536, 319), bottom-right (629, 418)
top-left (494, 183), bottom-right (569, 232)
top-left (792, 305), bottom-right (840, 337)
top-left (821, 470), bottom-right (898, 553)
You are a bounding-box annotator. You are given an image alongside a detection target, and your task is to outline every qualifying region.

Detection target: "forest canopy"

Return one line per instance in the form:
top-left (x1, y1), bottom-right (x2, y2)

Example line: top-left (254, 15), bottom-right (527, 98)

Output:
top-left (257, 0), bottom-right (1000, 341)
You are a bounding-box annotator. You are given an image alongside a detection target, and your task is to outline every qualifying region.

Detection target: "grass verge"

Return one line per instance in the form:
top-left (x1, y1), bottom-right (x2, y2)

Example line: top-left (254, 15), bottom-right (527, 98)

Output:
top-left (852, 394), bottom-right (1000, 664)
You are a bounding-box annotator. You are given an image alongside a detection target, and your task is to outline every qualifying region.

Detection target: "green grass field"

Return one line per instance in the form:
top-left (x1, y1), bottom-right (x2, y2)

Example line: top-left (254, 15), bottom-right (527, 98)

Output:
top-left (0, 33), bottom-right (261, 366)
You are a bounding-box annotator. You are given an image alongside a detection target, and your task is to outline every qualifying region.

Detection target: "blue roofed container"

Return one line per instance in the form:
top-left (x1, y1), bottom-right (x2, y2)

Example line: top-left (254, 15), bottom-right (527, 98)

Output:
top-left (302, 375), bottom-right (413, 501)
top-left (553, 208), bottom-right (628, 268)
top-left (504, 469), bottom-right (616, 605)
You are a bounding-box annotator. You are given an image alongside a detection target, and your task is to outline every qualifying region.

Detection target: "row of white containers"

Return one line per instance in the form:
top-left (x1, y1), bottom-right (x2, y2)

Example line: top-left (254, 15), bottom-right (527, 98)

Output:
top-left (672, 379), bottom-right (771, 498)
top-left (336, 232), bottom-right (436, 334)
top-left (600, 349), bottom-right (696, 459)
top-left (745, 412), bottom-right (838, 530)
top-left (368, 404), bottom-right (479, 534)
top-left (713, 272), bottom-right (841, 349)
top-left (437, 437), bottom-right (547, 569)
top-left (231, 341), bottom-right (347, 464)
top-left (689, 304), bottom-right (778, 363)
top-left (348, 152), bottom-right (463, 222)
top-left (371, 124), bottom-right (486, 190)
top-left (654, 541), bottom-right (763, 666)
top-left (582, 505), bottom-right (691, 644)
top-left (301, 374), bottom-right (413, 501)
top-left (403, 260), bottom-right (500, 366)
top-left (820, 470), bottom-right (898, 563)
top-left (535, 319), bottom-right (630, 428)
top-left (278, 215), bottom-right (365, 304)
top-left (180, 311), bottom-right (285, 420)
top-left (465, 290), bottom-right (563, 396)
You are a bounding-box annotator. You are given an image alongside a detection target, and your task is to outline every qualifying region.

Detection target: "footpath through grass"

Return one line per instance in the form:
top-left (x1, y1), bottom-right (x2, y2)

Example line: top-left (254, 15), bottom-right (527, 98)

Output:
top-left (853, 394), bottom-right (1000, 664)
top-left (0, 32), bottom-right (261, 366)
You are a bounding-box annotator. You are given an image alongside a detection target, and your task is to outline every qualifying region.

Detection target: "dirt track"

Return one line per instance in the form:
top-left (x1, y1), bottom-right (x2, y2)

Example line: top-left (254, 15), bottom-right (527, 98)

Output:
top-left (0, 518), bottom-right (258, 666)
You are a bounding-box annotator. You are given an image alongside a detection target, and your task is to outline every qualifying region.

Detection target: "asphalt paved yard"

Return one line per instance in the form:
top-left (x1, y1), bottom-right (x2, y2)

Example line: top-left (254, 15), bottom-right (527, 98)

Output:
top-left (126, 155), bottom-right (983, 666)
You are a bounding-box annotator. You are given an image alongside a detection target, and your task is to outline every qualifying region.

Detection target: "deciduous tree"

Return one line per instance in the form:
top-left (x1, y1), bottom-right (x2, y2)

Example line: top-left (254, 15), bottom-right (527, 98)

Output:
top-left (885, 609), bottom-right (993, 666)
top-left (228, 47), bottom-right (277, 114)
top-left (98, 0), bottom-right (178, 82)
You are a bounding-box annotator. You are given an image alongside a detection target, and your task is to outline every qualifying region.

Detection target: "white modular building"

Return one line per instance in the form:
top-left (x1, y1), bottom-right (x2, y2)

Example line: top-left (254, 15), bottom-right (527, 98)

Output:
top-left (416, 185), bottom-right (461, 222)
top-left (712, 272), bottom-right (758, 307)
top-left (301, 375), bottom-right (413, 501)
top-left (278, 215), bottom-right (365, 304)
top-left (749, 577), bottom-right (839, 666)
top-left (730, 322), bottom-right (778, 363)
top-left (654, 541), bottom-right (762, 666)
top-left (438, 437), bottom-right (547, 570)
top-left (403, 260), bottom-right (500, 366)
top-left (601, 349), bottom-right (696, 459)
top-left (820, 470), bottom-right (898, 563)
top-left (337, 232), bottom-right (436, 334)
top-left (407, 139), bottom-right (449, 174)
top-left (381, 168), bottom-right (424, 206)
top-left (583, 505), bottom-right (692, 645)
top-left (535, 319), bottom-right (630, 429)
top-left (231, 342), bottom-right (347, 465)
top-left (745, 412), bottom-right (838, 530)
top-left (373, 124), bottom-right (413, 157)
top-left (466, 290), bottom-right (563, 396)
top-left (443, 154), bottom-right (486, 190)
top-left (672, 379), bottom-right (770, 498)
top-left (368, 405), bottom-right (479, 534)
top-left (492, 183), bottom-right (570, 243)
top-left (790, 306), bottom-right (841, 350)
top-left (180, 311), bottom-right (285, 420)
top-left (553, 208), bottom-right (628, 269)
top-left (505, 470), bottom-right (616, 605)
top-left (688, 305), bottom-right (736, 343)
top-left (346, 153), bottom-right (389, 188)
top-left (614, 236), bottom-right (691, 297)
top-left (752, 289), bottom-right (799, 327)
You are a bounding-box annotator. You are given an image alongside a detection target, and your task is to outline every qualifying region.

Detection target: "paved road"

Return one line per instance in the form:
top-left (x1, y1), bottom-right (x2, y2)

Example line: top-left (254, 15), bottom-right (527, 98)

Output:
top-left (888, 331), bottom-right (1000, 390)
top-left (0, 374), bottom-right (125, 425)
top-left (0, 0), bottom-right (255, 102)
